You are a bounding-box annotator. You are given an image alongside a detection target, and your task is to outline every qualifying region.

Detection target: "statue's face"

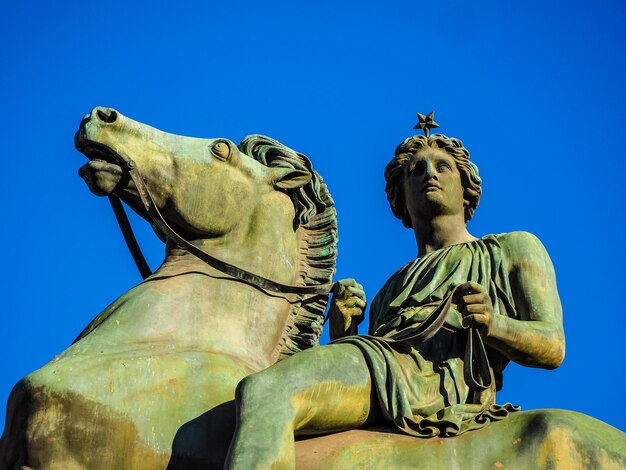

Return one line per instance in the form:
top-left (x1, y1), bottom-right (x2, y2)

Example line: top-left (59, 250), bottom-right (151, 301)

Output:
top-left (402, 146), bottom-right (465, 225)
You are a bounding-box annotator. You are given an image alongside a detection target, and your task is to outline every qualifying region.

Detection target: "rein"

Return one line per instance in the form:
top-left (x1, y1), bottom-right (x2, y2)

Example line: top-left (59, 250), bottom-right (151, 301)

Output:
top-left (108, 160), bottom-right (489, 391)
top-left (383, 285), bottom-right (492, 392)
top-left (108, 159), bottom-right (334, 297)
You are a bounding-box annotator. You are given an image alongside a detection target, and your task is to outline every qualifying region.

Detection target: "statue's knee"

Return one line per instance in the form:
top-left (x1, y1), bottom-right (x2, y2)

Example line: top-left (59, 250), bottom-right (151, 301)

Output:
top-left (235, 373), bottom-right (275, 406)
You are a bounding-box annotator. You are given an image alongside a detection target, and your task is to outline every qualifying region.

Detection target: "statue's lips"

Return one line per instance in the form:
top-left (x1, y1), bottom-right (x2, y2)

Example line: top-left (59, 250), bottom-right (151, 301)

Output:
top-left (423, 183), bottom-right (442, 192)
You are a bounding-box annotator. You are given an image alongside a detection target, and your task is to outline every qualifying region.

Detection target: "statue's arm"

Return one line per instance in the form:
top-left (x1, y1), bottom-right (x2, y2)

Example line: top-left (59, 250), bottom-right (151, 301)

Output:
top-left (485, 232), bottom-right (565, 369)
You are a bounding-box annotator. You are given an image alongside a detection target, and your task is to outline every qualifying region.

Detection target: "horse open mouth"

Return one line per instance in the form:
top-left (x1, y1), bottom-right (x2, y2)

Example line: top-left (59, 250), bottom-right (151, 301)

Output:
top-left (75, 131), bottom-right (126, 173)
top-left (82, 146), bottom-right (125, 176)
top-left (76, 133), bottom-right (130, 195)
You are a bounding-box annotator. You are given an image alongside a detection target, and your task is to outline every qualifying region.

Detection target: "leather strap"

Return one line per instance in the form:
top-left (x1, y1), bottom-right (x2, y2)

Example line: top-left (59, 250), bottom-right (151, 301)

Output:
top-left (108, 195), bottom-right (152, 279)
top-left (111, 159), bottom-right (333, 296)
top-left (464, 326), bottom-right (492, 392)
top-left (385, 285), bottom-right (493, 392)
top-left (108, 159), bottom-right (491, 389)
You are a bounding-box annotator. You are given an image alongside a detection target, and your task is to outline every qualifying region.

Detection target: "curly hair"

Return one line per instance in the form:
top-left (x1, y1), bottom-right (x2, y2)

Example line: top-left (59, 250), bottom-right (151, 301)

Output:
top-left (238, 134), bottom-right (328, 226)
top-left (384, 134), bottom-right (482, 227)
top-left (238, 134), bottom-right (338, 359)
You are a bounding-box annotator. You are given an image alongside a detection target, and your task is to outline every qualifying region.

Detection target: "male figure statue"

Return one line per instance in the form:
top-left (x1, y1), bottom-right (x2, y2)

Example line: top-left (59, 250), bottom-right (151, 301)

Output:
top-left (225, 123), bottom-right (565, 469)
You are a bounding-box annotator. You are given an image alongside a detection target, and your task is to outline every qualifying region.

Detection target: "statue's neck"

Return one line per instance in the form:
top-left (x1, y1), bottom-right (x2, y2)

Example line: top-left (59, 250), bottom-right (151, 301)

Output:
top-left (412, 213), bottom-right (476, 258)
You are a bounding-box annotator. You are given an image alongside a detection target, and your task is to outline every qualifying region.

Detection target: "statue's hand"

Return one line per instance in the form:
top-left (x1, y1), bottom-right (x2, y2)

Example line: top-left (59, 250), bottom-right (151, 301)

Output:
top-left (328, 279), bottom-right (366, 341)
top-left (454, 281), bottom-right (494, 336)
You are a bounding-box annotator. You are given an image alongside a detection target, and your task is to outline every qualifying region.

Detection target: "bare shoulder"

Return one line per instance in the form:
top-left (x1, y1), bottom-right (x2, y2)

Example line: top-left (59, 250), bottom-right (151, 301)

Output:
top-left (496, 231), bottom-right (553, 273)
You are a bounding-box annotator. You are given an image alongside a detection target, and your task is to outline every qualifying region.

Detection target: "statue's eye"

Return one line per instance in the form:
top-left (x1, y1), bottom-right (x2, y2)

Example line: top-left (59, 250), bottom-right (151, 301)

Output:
top-left (409, 161), bottom-right (425, 174)
top-left (438, 163), bottom-right (451, 172)
top-left (211, 141), bottom-right (231, 160)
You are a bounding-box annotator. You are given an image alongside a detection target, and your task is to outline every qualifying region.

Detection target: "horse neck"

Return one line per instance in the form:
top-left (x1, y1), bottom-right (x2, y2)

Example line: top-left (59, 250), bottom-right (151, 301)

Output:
top-left (171, 191), bottom-right (299, 286)
top-left (146, 193), bottom-right (301, 368)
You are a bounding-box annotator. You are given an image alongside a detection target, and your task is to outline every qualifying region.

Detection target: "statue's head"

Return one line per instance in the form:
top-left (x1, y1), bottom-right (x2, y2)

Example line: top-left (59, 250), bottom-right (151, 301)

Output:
top-left (384, 134), bottom-right (482, 228)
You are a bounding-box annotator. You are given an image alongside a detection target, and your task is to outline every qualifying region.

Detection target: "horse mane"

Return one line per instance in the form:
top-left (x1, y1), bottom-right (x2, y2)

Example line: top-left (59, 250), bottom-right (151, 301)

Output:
top-left (238, 135), bottom-right (338, 360)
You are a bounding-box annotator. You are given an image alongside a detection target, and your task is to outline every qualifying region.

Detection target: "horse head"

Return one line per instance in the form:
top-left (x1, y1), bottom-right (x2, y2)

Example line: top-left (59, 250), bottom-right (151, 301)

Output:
top-left (76, 107), bottom-right (314, 252)
top-left (75, 107), bottom-right (336, 361)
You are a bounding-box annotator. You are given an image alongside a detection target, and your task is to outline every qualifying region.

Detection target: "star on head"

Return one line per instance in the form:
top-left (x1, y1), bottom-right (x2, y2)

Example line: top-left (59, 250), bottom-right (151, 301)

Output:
top-left (413, 111), bottom-right (439, 137)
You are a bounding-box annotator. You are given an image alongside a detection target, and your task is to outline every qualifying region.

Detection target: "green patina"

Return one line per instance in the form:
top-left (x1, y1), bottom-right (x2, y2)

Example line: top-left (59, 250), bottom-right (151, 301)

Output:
top-left (2, 110), bottom-right (625, 470)
top-left (225, 130), bottom-right (626, 469)
top-left (0, 107), bottom-right (337, 469)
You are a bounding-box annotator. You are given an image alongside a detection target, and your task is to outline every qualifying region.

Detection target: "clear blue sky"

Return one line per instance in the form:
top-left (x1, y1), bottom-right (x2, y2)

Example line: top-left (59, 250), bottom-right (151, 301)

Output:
top-left (1, 0), bottom-right (625, 435)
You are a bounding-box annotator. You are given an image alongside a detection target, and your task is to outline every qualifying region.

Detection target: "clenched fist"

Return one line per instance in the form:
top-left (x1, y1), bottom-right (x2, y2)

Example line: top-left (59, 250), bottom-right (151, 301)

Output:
top-left (328, 279), bottom-right (366, 341)
top-left (453, 281), bottom-right (494, 335)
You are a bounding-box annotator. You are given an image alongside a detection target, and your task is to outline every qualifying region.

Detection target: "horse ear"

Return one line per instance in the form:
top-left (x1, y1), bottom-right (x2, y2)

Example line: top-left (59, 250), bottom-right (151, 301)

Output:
top-left (271, 167), bottom-right (312, 190)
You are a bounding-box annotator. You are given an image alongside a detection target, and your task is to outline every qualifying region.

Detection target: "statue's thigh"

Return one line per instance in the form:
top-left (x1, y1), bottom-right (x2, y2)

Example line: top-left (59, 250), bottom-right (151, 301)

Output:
top-left (269, 343), bottom-right (376, 434)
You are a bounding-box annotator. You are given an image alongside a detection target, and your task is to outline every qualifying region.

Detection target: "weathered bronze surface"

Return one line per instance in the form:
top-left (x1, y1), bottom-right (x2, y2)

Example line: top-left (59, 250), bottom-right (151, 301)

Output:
top-left (0, 107), bottom-right (338, 469)
top-left (1, 110), bottom-right (625, 469)
top-left (225, 122), bottom-right (626, 469)
top-left (295, 410), bottom-right (626, 469)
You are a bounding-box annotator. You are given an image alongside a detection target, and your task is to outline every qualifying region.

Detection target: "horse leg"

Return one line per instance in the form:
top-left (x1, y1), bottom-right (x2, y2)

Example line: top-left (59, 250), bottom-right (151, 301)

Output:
top-left (1, 380), bottom-right (35, 470)
top-left (224, 343), bottom-right (377, 470)
top-left (1, 380), bottom-right (92, 470)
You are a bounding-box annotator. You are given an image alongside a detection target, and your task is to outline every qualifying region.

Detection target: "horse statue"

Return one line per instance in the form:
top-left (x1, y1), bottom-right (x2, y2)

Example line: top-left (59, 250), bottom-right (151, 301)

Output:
top-left (2, 109), bottom-right (625, 470)
top-left (0, 107), bottom-right (338, 469)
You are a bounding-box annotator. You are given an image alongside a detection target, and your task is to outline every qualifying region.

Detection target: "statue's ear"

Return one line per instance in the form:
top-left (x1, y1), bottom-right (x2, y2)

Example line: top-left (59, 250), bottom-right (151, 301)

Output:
top-left (270, 167), bottom-right (312, 190)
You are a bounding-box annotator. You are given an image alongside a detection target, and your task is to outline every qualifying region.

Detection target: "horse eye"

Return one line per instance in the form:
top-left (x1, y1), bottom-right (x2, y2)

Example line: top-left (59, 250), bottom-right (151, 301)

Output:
top-left (211, 141), bottom-right (230, 160)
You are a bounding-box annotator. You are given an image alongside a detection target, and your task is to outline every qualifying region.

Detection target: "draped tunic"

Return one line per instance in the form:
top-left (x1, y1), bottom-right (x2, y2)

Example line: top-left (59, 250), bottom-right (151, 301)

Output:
top-left (335, 234), bottom-right (519, 437)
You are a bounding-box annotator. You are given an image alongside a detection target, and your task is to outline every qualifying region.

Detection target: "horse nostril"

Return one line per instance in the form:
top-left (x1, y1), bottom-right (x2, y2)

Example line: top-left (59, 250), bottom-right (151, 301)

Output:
top-left (96, 109), bottom-right (118, 124)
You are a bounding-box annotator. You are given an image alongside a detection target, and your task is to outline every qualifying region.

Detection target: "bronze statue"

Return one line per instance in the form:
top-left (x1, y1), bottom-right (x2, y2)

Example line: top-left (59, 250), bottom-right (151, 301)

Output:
top-left (1, 109), bottom-right (625, 469)
top-left (225, 114), bottom-right (626, 469)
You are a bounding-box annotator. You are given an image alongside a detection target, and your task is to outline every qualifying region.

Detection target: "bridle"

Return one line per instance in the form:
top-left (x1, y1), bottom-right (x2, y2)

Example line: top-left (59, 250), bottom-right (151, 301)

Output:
top-left (106, 158), bottom-right (490, 392)
top-left (108, 158), bottom-right (334, 297)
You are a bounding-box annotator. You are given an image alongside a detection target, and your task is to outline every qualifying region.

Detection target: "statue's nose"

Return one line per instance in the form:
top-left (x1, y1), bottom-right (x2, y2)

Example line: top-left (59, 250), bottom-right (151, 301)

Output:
top-left (423, 162), bottom-right (437, 180)
top-left (92, 106), bottom-right (119, 124)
